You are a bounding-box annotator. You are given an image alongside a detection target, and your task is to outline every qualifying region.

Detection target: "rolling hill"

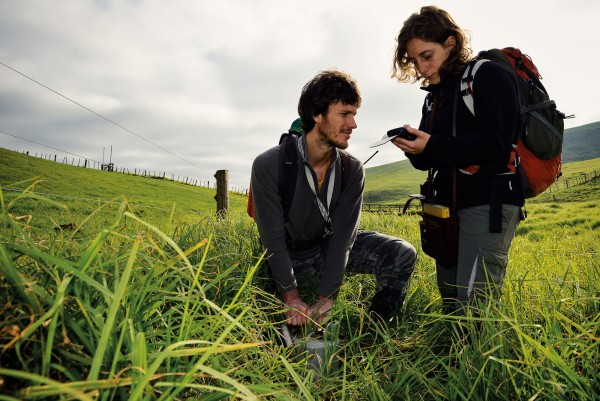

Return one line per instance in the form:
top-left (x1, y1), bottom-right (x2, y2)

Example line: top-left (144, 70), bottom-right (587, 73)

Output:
top-left (562, 121), bottom-right (600, 163)
top-left (364, 121), bottom-right (600, 203)
top-left (0, 147), bottom-right (248, 219)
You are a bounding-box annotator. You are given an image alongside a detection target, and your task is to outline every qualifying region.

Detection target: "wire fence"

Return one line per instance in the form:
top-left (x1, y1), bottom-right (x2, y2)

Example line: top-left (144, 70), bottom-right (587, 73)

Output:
top-left (560, 169), bottom-right (600, 189)
top-left (11, 149), bottom-right (250, 195)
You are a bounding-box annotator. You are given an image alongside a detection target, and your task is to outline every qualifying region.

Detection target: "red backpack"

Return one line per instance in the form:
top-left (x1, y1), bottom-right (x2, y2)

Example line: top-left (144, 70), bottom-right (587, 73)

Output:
top-left (460, 47), bottom-right (574, 197)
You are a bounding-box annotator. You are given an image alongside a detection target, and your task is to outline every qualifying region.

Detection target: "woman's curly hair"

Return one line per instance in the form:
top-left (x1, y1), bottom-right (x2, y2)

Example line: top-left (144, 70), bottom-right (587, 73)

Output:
top-left (392, 6), bottom-right (472, 85)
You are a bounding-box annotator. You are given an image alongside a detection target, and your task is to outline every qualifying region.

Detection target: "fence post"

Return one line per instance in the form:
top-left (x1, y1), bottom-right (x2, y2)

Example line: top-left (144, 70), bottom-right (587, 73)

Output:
top-left (214, 170), bottom-right (229, 216)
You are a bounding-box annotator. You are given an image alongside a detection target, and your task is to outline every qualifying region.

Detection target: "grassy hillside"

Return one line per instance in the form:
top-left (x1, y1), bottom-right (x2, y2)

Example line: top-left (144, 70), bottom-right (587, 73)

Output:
top-left (363, 159), bottom-right (427, 204)
top-left (365, 156), bottom-right (600, 204)
top-left (0, 148), bottom-right (248, 232)
top-left (531, 158), bottom-right (600, 203)
top-left (3, 145), bottom-right (598, 217)
top-left (563, 121), bottom-right (600, 163)
top-left (364, 120), bottom-right (600, 204)
top-left (1, 146), bottom-right (598, 400)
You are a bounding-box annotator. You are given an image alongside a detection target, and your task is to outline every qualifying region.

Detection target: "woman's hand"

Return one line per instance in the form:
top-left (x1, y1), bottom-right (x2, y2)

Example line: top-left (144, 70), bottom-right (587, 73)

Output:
top-left (392, 125), bottom-right (430, 155)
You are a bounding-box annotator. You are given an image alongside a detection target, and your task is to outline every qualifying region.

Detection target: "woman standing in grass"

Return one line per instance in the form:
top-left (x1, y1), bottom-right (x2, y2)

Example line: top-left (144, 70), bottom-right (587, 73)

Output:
top-left (390, 6), bottom-right (524, 315)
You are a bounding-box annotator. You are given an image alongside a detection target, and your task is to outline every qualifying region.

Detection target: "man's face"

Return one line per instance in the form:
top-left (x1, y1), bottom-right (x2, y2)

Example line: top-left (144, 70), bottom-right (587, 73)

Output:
top-left (315, 101), bottom-right (358, 150)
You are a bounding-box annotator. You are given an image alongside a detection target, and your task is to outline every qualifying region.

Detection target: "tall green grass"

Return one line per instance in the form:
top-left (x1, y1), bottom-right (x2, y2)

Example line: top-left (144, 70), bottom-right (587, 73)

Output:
top-left (1, 177), bottom-right (598, 400)
top-left (0, 148), bottom-right (248, 232)
top-left (0, 185), bottom-right (304, 400)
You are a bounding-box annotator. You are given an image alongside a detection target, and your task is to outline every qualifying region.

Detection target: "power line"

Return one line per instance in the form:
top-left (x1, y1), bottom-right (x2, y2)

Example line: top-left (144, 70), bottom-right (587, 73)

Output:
top-left (0, 131), bottom-right (222, 188)
top-left (0, 129), bottom-right (102, 164)
top-left (0, 59), bottom-right (213, 178)
top-left (2, 129), bottom-right (250, 192)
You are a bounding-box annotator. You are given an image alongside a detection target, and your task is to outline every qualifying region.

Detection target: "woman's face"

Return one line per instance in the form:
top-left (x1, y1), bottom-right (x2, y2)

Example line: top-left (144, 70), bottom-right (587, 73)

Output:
top-left (406, 36), bottom-right (455, 84)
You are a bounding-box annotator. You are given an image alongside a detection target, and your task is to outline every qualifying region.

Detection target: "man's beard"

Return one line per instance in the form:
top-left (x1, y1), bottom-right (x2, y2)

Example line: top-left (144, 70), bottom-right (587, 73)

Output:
top-left (317, 119), bottom-right (348, 150)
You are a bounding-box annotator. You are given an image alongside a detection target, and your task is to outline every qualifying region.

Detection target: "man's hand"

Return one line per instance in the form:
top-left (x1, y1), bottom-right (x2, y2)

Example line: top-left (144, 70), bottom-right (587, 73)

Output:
top-left (308, 295), bottom-right (333, 326)
top-left (282, 289), bottom-right (309, 326)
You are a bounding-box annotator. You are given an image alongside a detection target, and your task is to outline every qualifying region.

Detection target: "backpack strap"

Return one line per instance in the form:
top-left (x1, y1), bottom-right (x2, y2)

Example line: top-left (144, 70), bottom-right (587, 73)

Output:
top-left (278, 134), bottom-right (354, 249)
top-left (247, 130), bottom-right (301, 220)
top-left (458, 59), bottom-right (487, 176)
top-left (338, 149), bottom-right (351, 192)
top-left (459, 59), bottom-right (511, 232)
top-left (460, 58), bottom-right (489, 116)
top-left (278, 132), bottom-right (300, 219)
top-left (279, 135), bottom-right (351, 217)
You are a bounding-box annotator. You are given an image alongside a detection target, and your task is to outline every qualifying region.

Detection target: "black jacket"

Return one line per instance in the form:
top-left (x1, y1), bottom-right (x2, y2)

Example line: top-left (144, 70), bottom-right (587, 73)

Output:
top-left (407, 61), bottom-right (524, 210)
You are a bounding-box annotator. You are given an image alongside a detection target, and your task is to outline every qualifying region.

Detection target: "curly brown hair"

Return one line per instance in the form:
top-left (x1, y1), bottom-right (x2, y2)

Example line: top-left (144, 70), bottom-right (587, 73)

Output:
top-left (392, 6), bottom-right (472, 85)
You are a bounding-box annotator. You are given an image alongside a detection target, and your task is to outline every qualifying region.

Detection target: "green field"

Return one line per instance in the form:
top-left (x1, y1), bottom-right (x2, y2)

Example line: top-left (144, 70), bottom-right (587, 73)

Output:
top-left (0, 148), bottom-right (248, 234)
top-left (1, 148), bottom-right (598, 400)
top-left (364, 156), bottom-right (600, 205)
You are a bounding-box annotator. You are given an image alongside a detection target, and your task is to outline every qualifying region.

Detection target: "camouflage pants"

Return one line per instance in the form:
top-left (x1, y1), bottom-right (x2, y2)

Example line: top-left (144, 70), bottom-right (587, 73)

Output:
top-left (291, 230), bottom-right (417, 295)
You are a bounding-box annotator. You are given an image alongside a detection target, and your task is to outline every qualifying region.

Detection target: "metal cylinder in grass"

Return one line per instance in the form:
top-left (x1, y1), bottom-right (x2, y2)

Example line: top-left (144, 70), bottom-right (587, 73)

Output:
top-left (280, 321), bottom-right (341, 372)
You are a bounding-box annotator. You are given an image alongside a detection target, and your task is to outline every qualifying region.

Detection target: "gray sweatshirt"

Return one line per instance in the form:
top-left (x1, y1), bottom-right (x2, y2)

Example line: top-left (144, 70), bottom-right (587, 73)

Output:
top-left (250, 134), bottom-right (364, 297)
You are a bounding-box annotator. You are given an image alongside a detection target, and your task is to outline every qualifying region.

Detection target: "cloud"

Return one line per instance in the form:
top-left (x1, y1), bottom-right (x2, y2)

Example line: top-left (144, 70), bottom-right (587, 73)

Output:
top-left (1, 0), bottom-right (598, 190)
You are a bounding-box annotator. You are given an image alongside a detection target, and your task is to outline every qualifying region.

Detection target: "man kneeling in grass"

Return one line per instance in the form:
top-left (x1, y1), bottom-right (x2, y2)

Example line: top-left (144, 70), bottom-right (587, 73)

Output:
top-left (250, 69), bottom-right (417, 326)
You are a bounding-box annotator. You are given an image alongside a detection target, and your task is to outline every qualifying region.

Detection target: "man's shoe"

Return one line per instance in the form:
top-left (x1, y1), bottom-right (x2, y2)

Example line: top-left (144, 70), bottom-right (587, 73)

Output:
top-left (367, 287), bottom-right (405, 322)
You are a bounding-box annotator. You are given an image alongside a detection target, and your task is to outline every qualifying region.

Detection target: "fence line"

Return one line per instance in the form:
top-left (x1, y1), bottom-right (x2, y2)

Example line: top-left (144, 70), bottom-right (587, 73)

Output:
top-left (560, 169), bottom-right (600, 189)
top-left (12, 149), bottom-right (250, 194)
top-left (12, 149), bottom-right (600, 201)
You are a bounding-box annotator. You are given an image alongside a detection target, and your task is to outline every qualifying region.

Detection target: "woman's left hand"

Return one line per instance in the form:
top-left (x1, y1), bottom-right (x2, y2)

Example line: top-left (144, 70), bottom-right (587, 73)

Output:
top-left (392, 125), bottom-right (430, 155)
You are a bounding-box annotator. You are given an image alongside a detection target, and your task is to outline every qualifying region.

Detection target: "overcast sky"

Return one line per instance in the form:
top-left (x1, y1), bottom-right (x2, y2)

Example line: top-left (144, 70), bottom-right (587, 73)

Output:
top-left (1, 0), bottom-right (598, 190)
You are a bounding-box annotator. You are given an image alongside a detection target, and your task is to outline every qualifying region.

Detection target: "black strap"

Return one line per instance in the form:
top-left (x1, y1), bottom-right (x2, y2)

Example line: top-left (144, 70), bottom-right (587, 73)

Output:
top-left (279, 133), bottom-right (352, 249)
top-left (451, 89), bottom-right (459, 219)
top-left (402, 194), bottom-right (425, 214)
top-left (278, 133), bottom-right (299, 218)
top-left (279, 133), bottom-right (350, 219)
top-left (424, 93), bottom-right (437, 200)
top-left (339, 150), bottom-right (351, 191)
top-left (286, 235), bottom-right (324, 251)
